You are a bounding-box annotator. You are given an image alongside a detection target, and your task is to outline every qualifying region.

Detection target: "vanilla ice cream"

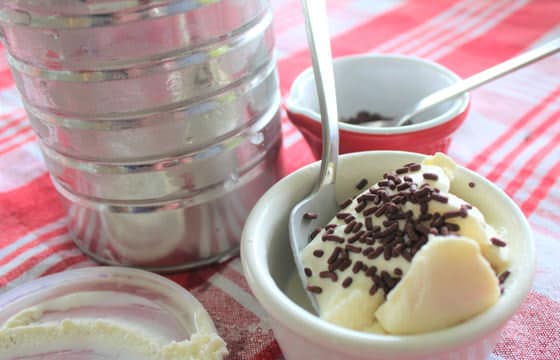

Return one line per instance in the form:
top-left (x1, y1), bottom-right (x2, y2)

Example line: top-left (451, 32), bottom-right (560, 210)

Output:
top-left (301, 153), bottom-right (510, 334)
top-left (0, 291), bottom-right (228, 360)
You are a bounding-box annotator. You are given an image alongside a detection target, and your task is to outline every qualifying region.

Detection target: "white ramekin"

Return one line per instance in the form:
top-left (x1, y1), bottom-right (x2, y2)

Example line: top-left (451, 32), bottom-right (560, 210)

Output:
top-left (241, 151), bottom-right (535, 360)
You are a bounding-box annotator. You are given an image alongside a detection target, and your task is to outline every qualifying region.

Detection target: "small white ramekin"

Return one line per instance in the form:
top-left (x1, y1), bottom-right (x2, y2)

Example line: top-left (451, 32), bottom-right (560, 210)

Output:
top-left (241, 151), bottom-right (535, 360)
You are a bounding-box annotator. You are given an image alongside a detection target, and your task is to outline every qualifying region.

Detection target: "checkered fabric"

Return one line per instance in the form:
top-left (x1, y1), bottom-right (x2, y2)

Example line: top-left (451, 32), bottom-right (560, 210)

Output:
top-left (1, 1), bottom-right (559, 359)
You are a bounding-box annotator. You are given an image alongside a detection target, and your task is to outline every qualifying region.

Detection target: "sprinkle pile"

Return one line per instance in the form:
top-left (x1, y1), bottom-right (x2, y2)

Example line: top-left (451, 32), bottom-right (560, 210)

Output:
top-left (303, 162), bottom-right (508, 298)
top-left (341, 111), bottom-right (393, 125)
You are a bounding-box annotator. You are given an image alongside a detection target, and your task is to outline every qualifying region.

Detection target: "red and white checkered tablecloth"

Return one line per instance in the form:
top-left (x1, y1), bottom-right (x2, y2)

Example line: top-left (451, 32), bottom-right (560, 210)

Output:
top-left (1, 1), bottom-right (559, 359)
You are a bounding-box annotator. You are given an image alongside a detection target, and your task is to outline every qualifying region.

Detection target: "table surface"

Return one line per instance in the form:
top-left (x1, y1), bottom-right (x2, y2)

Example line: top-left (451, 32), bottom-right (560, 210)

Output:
top-left (1, 1), bottom-right (559, 359)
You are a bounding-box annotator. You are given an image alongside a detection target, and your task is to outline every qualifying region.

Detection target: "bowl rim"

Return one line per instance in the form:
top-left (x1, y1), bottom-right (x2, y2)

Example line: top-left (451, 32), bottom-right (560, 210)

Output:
top-left (285, 54), bottom-right (470, 135)
top-left (0, 266), bottom-right (218, 334)
top-left (241, 150), bottom-right (535, 355)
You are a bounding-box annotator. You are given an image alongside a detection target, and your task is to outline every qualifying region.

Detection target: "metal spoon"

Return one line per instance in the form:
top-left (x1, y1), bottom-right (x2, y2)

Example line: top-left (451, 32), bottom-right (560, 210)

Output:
top-left (288, 0), bottom-right (339, 315)
top-left (358, 37), bottom-right (560, 127)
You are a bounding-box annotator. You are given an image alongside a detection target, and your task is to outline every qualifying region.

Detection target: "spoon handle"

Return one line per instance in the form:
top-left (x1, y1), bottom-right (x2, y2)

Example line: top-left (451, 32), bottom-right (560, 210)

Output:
top-left (400, 37), bottom-right (560, 126)
top-left (301, 0), bottom-right (339, 189)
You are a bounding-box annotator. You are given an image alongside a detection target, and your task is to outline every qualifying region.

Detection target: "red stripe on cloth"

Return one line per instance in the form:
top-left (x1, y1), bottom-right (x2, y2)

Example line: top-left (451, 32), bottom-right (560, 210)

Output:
top-left (0, 241), bottom-right (76, 288)
top-left (396, 0), bottom-right (497, 56)
top-left (466, 86), bottom-right (560, 171)
top-left (376, 0), bottom-right (476, 53)
top-left (276, 0), bottom-right (461, 96)
top-left (0, 225), bottom-right (67, 266)
top-left (521, 158), bottom-right (560, 217)
top-left (485, 106), bottom-right (560, 183)
top-left (0, 115), bottom-right (27, 134)
top-left (0, 132), bottom-right (36, 156)
top-left (0, 173), bottom-right (64, 246)
top-left (0, 109), bottom-right (25, 120)
top-left (504, 131), bottom-right (560, 197)
top-left (330, 0), bottom-right (461, 57)
top-left (531, 218), bottom-right (560, 240)
top-left (535, 207), bottom-right (560, 226)
top-left (437, 0), bottom-right (560, 78)
top-left (0, 124), bottom-right (32, 146)
top-left (40, 254), bottom-right (89, 277)
top-left (0, 69), bottom-right (13, 90)
top-left (495, 291), bottom-right (560, 360)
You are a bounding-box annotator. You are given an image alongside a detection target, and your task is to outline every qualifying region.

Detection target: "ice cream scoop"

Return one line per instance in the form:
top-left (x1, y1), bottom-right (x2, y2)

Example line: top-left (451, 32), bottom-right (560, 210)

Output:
top-left (301, 153), bottom-right (510, 334)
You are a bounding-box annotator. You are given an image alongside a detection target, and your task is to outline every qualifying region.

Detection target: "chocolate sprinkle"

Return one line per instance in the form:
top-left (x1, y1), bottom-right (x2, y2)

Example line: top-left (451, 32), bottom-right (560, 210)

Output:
top-left (499, 270), bottom-right (511, 284)
top-left (327, 247), bottom-right (342, 264)
top-left (491, 237), bottom-right (507, 247)
top-left (362, 247), bottom-right (374, 257)
top-left (322, 234), bottom-right (345, 243)
top-left (468, 181), bottom-right (476, 188)
top-left (307, 285), bottom-right (322, 294)
top-left (368, 247), bottom-right (384, 259)
top-left (313, 249), bottom-right (324, 258)
top-left (336, 212), bottom-right (350, 219)
top-left (352, 222), bottom-right (363, 233)
top-left (409, 164), bottom-right (422, 171)
top-left (443, 209), bottom-right (468, 219)
top-left (352, 261), bottom-right (364, 274)
top-left (431, 194), bottom-right (449, 203)
top-left (303, 212), bottom-right (318, 220)
top-left (363, 206), bottom-right (378, 216)
top-left (366, 266), bottom-right (378, 277)
top-left (339, 258), bottom-right (352, 272)
top-left (365, 216), bottom-right (374, 230)
top-left (309, 228), bottom-right (321, 240)
top-left (356, 178), bottom-right (368, 190)
top-left (344, 215), bottom-right (356, 224)
top-left (423, 173), bottom-right (439, 180)
top-left (355, 201), bottom-right (367, 213)
top-left (347, 230), bottom-right (365, 243)
top-left (319, 271), bottom-right (338, 282)
top-left (383, 246), bottom-right (392, 260)
top-left (342, 277), bottom-right (353, 288)
top-left (344, 221), bottom-right (356, 234)
top-left (326, 224), bottom-right (337, 230)
top-left (339, 198), bottom-right (352, 209)
top-left (345, 244), bottom-right (362, 253)
top-left (304, 267), bottom-right (312, 277)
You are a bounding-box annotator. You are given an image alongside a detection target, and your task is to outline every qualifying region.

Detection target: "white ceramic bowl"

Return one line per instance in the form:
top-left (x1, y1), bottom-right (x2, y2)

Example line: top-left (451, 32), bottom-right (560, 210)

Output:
top-left (241, 151), bottom-right (534, 360)
top-left (286, 55), bottom-right (470, 157)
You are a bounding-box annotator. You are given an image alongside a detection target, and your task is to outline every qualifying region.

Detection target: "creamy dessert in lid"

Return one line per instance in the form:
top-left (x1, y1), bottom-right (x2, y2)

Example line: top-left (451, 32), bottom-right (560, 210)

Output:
top-left (301, 153), bottom-right (511, 334)
top-left (0, 268), bottom-right (228, 360)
